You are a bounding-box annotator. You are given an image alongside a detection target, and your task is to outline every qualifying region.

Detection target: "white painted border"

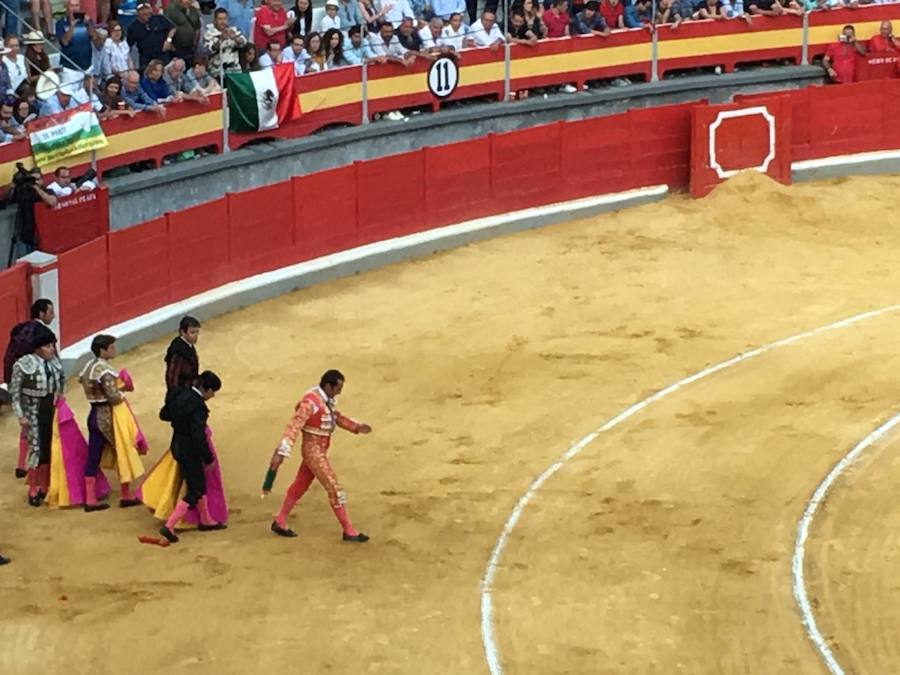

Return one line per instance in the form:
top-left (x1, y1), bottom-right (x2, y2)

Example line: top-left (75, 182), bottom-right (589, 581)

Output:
top-left (708, 106), bottom-right (776, 179)
top-left (792, 411), bottom-right (900, 675)
top-left (59, 184), bottom-right (668, 363)
top-left (480, 303), bottom-right (900, 675)
top-left (792, 149), bottom-right (900, 171)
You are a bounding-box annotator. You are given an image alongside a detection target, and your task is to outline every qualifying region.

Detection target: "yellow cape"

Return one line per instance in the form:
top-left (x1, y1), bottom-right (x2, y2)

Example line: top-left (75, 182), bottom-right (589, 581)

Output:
top-left (100, 403), bottom-right (145, 484)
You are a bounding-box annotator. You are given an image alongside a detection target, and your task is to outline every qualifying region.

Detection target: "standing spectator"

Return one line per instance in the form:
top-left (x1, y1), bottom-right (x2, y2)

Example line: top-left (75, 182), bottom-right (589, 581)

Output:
top-left (142, 58), bottom-right (177, 102)
top-left (205, 8), bottom-right (247, 79)
top-left (507, 10), bottom-right (539, 45)
top-left (468, 10), bottom-right (505, 49)
top-left (24, 32), bottom-right (50, 88)
top-left (543, 0), bottom-right (570, 38)
top-left (337, 0), bottom-right (362, 29)
top-left (216, 0), bottom-right (254, 40)
top-left (57, 0), bottom-right (93, 72)
top-left (0, 97), bottom-right (25, 143)
top-left (89, 27), bottom-right (113, 81)
top-left (397, 16), bottom-right (423, 51)
top-left (255, 0), bottom-right (294, 51)
top-left (104, 22), bottom-right (133, 77)
top-left (869, 21), bottom-right (899, 53)
top-left (127, 2), bottom-right (177, 70)
top-left (599, 0), bottom-right (624, 29)
top-left (319, 0), bottom-right (342, 33)
top-left (383, 0), bottom-right (416, 28)
top-left (164, 0), bottom-right (201, 66)
top-left (239, 43), bottom-right (260, 71)
top-left (29, 0), bottom-right (53, 38)
top-left (259, 40), bottom-right (284, 67)
top-left (343, 25), bottom-right (374, 64)
top-left (420, 16), bottom-right (446, 52)
top-left (466, 0), bottom-right (477, 27)
top-left (323, 28), bottom-right (346, 67)
top-left (358, 0), bottom-right (390, 33)
top-left (432, 0), bottom-right (465, 21)
top-left (440, 12), bottom-right (468, 50)
top-left (571, 1), bottom-right (609, 35)
top-left (0, 43), bottom-right (11, 98)
top-left (290, 0), bottom-right (314, 40)
top-left (182, 56), bottom-right (221, 95)
top-left (823, 24), bottom-right (865, 84)
top-left (46, 166), bottom-right (97, 196)
top-left (3, 36), bottom-right (27, 95)
top-left (122, 68), bottom-right (167, 114)
top-left (304, 31), bottom-right (326, 71)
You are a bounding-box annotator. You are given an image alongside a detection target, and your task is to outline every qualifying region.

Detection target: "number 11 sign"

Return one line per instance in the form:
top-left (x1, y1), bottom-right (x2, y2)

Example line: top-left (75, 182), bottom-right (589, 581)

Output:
top-left (427, 56), bottom-right (459, 99)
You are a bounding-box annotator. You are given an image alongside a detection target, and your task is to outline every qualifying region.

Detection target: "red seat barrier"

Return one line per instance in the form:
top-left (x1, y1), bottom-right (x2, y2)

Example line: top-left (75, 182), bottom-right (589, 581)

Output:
top-left (34, 187), bottom-right (109, 254)
top-left (228, 183), bottom-right (296, 278)
top-left (293, 165), bottom-right (360, 258)
top-left (58, 237), bottom-right (110, 345)
top-left (167, 198), bottom-right (232, 299)
top-left (107, 217), bottom-right (170, 324)
top-left (424, 138), bottom-right (493, 229)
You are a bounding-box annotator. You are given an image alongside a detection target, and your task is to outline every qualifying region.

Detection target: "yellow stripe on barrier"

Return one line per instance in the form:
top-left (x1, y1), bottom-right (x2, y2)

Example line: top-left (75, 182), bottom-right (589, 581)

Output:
top-left (657, 28), bottom-right (804, 59)
top-left (807, 21), bottom-right (885, 45)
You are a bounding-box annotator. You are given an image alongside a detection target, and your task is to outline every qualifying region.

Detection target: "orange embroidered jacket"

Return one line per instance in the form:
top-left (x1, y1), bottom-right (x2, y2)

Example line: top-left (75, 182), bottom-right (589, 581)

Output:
top-left (280, 387), bottom-right (361, 454)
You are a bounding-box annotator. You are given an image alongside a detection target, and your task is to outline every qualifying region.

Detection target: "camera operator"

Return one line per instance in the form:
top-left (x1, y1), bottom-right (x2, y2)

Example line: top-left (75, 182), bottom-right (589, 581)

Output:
top-left (46, 166), bottom-right (97, 197)
top-left (823, 25), bottom-right (866, 84)
top-left (7, 164), bottom-right (57, 264)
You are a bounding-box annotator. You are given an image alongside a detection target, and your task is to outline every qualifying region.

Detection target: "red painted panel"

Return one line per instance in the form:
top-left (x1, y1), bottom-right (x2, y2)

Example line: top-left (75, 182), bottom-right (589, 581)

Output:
top-left (107, 217), bottom-right (170, 324)
top-left (57, 236), bottom-right (109, 346)
top-left (167, 197), bottom-right (232, 298)
top-left (560, 112), bottom-right (632, 200)
top-left (0, 264), bottom-right (29, 368)
top-left (294, 165), bottom-right (360, 258)
top-left (424, 138), bottom-right (492, 228)
top-left (355, 151), bottom-right (425, 243)
top-left (490, 123), bottom-right (563, 212)
top-left (883, 78), bottom-right (900, 149)
top-left (806, 81), bottom-right (885, 157)
top-left (228, 182), bottom-right (296, 278)
top-left (629, 103), bottom-right (695, 190)
top-left (34, 188), bottom-right (109, 254)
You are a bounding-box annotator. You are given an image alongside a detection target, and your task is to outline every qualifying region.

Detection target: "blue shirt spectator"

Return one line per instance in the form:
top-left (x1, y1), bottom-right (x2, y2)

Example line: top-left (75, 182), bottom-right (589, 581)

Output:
top-left (40, 91), bottom-right (79, 116)
top-left (215, 0), bottom-right (254, 40)
top-left (123, 76), bottom-right (161, 110)
top-left (337, 0), bottom-right (363, 28)
top-left (141, 73), bottom-right (173, 101)
top-left (431, 0), bottom-right (466, 19)
top-left (56, 13), bottom-right (94, 71)
top-left (343, 33), bottom-right (375, 64)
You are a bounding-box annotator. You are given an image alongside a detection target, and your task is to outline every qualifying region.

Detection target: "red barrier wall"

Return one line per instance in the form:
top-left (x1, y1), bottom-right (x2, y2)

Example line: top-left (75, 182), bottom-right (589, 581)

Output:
top-left (35, 188), bottom-right (109, 254)
top-left (0, 264), bottom-right (29, 349)
top-left (356, 151), bottom-right (426, 244)
top-left (167, 198), bottom-right (232, 299)
top-left (58, 237), bottom-right (110, 345)
top-left (294, 165), bottom-right (360, 258)
top-left (107, 217), bottom-right (170, 319)
top-left (228, 183), bottom-right (296, 278)
top-left (424, 138), bottom-right (493, 229)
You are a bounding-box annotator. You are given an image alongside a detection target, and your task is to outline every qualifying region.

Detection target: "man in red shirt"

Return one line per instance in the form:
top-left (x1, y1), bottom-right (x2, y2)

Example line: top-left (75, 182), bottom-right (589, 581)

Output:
top-left (254, 0), bottom-right (294, 50)
top-left (869, 20), bottom-right (899, 53)
top-left (544, 0), bottom-right (570, 38)
top-left (823, 24), bottom-right (865, 84)
top-left (600, 0), bottom-right (624, 30)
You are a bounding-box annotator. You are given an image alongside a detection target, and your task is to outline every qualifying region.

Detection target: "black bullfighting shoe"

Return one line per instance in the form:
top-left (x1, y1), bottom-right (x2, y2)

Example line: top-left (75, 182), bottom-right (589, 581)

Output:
top-left (159, 526), bottom-right (179, 544)
top-left (271, 522), bottom-right (298, 538)
top-left (342, 532), bottom-right (370, 543)
top-left (198, 523), bottom-right (227, 532)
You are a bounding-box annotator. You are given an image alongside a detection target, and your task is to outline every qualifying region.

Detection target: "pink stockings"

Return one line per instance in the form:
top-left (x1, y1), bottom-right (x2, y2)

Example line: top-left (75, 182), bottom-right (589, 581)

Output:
top-left (28, 465), bottom-right (49, 497)
top-left (275, 462), bottom-right (358, 536)
top-left (165, 497), bottom-right (216, 530)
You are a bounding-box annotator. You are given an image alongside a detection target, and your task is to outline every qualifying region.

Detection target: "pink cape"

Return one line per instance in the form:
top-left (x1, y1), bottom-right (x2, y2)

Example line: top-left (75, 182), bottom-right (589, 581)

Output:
top-left (56, 399), bottom-right (111, 505)
top-left (185, 427), bottom-right (228, 525)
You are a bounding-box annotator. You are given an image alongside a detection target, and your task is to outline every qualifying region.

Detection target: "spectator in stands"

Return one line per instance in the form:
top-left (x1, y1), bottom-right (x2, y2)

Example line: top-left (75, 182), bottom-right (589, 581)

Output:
top-left (0, 45), bottom-right (11, 98)
top-left (337, 0), bottom-right (362, 30)
top-left (46, 166), bottom-right (97, 196)
top-left (290, 0), bottom-right (314, 39)
top-left (0, 98), bottom-right (25, 143)
top-left (7, 167), bottom-right (56, 258)
top-left (3, 37), bottom-right (27, 96)
top-left (24, 32), bottom-right (50, 88)
top-left (104, 22), bottom-right (133, 78)
top-left (57, 0), bottom-right (93, 72)
top-left (71, 72), bottom-right (104, 112)
top-left (127, 3), bottom-right (177, 71)
top-left (440, 12), bottom-right (469, 51)
top-left (507, 10), bottom-right (539, 44)
top-left (669, 0), bottom-right (696, 24)
top-left (823, 24), bottom-right (865, 83)
top-left (319, 0), bottom-right (342, 33)
top-left (747, 0), bottom-right (802, 18)
top-left (383, 0), bottom-right (416, 29)
top-left (142, 59), bottom-right (178, 103)
top-left (29, 0), bottom-right (53, 39)
top-left (89, 27), bottom-right (112, 82)
top-left (433, 0), bottom-right (466, 22)
top-left (40, 81), bottom-right (80, 116)
top-left (694, 0), bottom-right (728, 18)
top-left (259, 40), bottom-right (285, 67)
top-left (183, 57), bottom-right (222, 96)
top-left (122, 68), bottom-right (167, 115)
top-left (397, 16), bottom-right (424, 51)
top-left (599, 0), bottom-right (624, 29)
top-left (544, 0), bottom-right (570, 38)
top-left (571, 0), bottom-right (609, 35)
top-left (519, 0), bottom-right (546, 39)
top-left (284, 34), bottom-right (310, 72)
top-left (13, 97), bottom-right (37, 126)
top-left (370, 21), bottom-right (417, 63)
top-left (216, 0), bottom-right (254, 40)
top-left (239, 43), bottom-right (261, 72)
top-left (206, 8), bottom-right (247, 79)
top-left (420, 16), bottom-right (448, 52)
top-left (99, 75), bottom-right (139, 117)
top-left (323, 28), bottom-right (347, 67)
top-left (869, 20), bottom-right (899, 52)
top-left (358, 0), bottom-right (391, 33)
top-left (304, 32), bottom-right (326, 72)
top-left (343, 26), bottom-right (374, 64)
top-left (469, 10), bottom-right (505, 49)
top-left (255, 0), bottom-right (294, 51)
top-left (164, 57), bottom-right (210, 102)
top-left (165, 0), bottom-right (202, 66)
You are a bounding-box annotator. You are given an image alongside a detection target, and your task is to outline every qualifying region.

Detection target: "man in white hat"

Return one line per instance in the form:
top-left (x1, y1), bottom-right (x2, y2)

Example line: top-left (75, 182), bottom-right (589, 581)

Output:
top-left (39, 74), bottom-right (80, 116)
top-left (2, 36), bottom-right (26, 95)
top-left (318, 0), bottom-right (342, 32)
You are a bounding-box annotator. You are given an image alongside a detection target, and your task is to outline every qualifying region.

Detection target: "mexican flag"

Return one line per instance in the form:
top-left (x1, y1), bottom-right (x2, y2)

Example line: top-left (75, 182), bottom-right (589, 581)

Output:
top-left (226, 63), bottom-right (301, 132)
top-left (27, 104), bottom-right (107, 167)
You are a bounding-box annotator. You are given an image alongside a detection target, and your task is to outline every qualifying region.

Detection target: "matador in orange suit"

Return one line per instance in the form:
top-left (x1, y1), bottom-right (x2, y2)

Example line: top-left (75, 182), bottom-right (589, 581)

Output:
top-left (262, 369), bottom-right (372, 542)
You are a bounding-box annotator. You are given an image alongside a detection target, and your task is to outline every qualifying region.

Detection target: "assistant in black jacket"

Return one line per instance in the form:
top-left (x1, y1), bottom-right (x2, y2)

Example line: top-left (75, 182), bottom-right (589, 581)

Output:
top-left (158, 370), bottom-right (223, 544)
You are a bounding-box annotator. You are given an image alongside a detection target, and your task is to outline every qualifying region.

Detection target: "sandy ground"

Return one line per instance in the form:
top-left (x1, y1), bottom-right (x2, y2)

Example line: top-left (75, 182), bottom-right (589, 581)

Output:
top-left (2, 171), bottom-right (900, 674)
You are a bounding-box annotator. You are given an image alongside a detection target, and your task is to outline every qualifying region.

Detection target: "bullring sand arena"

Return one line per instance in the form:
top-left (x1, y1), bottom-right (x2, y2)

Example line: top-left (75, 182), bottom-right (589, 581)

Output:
top-left (4, 171), bottom-right (900, 674)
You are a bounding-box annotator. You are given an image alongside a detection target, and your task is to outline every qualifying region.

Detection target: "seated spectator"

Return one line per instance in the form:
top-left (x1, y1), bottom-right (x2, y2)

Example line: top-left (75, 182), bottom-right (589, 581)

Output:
top-left (507, 10), bottom-right (539, 45)
top-left (432, 0), bottom-right (466, 21)
top-left (98, 75), bottom-right (139, 118)
top-left (164, 58), bottom-right (210, 102)
top-left (747, 0), bottom-right (802, 17)
top-left (544, 0), bottom-right (570, 38)
top-left (4, 36), bottom-right (28, 95)
top-left (670, 0), bottom-right (696, 25)
top-left (24, 33), bottom-right (50, 88)
top-left (420, 17), bottom-right (447, 53)
top-left (46, 166), bottom-right (97, 197)
top-left (89, 27), bottom-right (113, 82)
top-left (183, 57), bottom-right (222, 97)
top-left (104, 22), bottom-right (133, 78)
top-left (654, 0), bottom-right (678, 23)
top-left (0, 97), bottom-right (25, 143)
top-left (305, 32), bottom-right (327, 72)
top-left (344, 26), bottom-right (375, 64)
top-left (397, 16), bottom-right (424, 51)
top-left (630, 0), bottom-right (653, 24)
top-left (142, 59), bottom-right (176, 103)
top-left (599, 0), bottom-right (624, 29)
top-left (318, 0), bottom-right (342, 32)
top-left (823, 24), bottom-right (865, 83)
top-left (40, 82), bottom-right (80, 117)
top-left (519, 0), bottom-right (546, 39)
top-left (259, 40), bottom-right (285, 67)
top-left (694, 0), bottom-right (728, 19)
top-left (123, 69), bottom-right (167, 116)
top-left (440, 12), bottom-right (469, 51)
top-left (284, 35), bottom-right (312, 73)
top-left (369, 22), bottom-right (417, 65)
top-left (57, 0), bottom-right (93, 72)
top-left (337, 0), bottom-right (363, 30)
top-left (571, 1), bottom-right (610, 36)
top-left (468, 10), bottom-right (505, 49)
top-left (71, 72), bottom-right (104, 113)
top-left (323, 29), bottom-right (348, 68)
top-left (239, 44), bottom-right (261, 72)
top-left (869, 20), bottom-right (899, 53)
top-left (13, 97), bottom-right (36, 126)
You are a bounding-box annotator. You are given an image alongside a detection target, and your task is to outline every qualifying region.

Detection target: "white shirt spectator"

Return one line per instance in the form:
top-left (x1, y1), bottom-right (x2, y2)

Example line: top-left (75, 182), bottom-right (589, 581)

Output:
top-left (382, 0), bottom-right (415, 27)
top-left (318, 14), bottom-right (341, 32)
top-left (104, 38), bottom-right (132, 75)
top-left (420, 26), bottom-right (442, 50)
top-left (3, 54), bottom-right (26, 93)
top-left (40, 94), bottom-right (79, 116)
top-left (431, 0), bottom-right (465, 19)
top-left (469, 20), bottom-right (504, 48)
top-left (259, 52), bottom-right (283, 67)
top-left (440, 24), bottom-right (468, 51)
top-left (72, 87), bottom-right (103, 113)
top-left (369, 32), bottom-right (407, 58)
top-left (46, 179), bottom-right (97, 196)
